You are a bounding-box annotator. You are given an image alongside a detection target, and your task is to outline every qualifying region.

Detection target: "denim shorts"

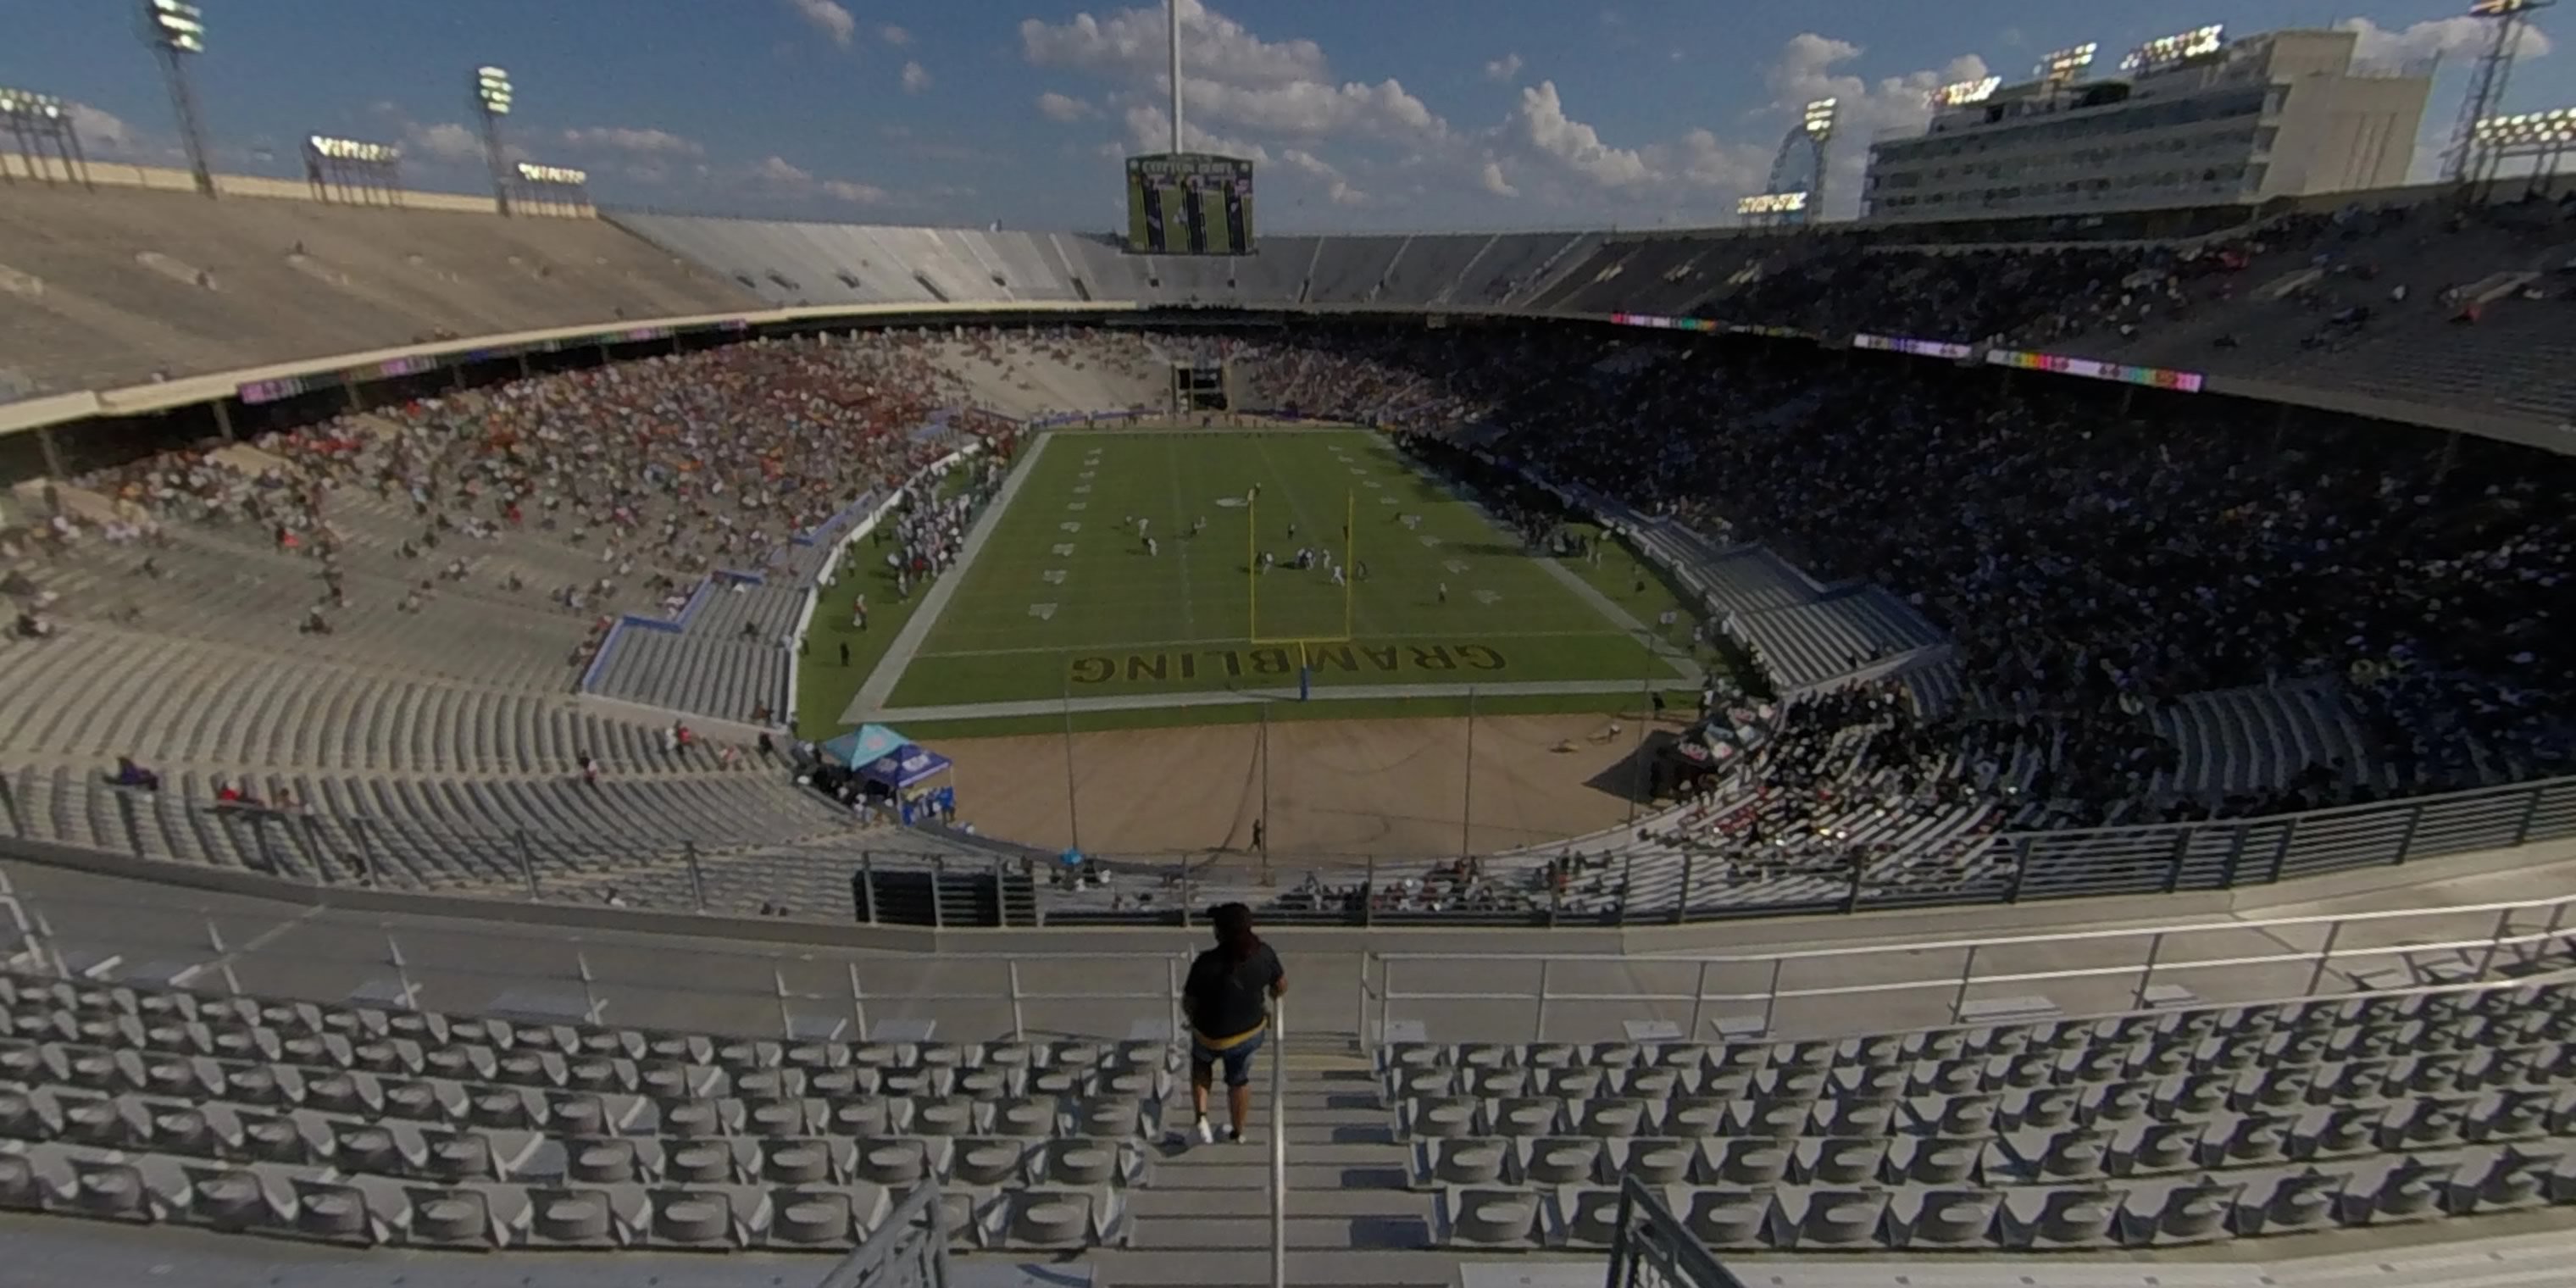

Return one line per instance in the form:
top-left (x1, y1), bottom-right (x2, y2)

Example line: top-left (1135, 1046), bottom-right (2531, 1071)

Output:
top-left (1191, 1030), bottom-right (1266, 1087)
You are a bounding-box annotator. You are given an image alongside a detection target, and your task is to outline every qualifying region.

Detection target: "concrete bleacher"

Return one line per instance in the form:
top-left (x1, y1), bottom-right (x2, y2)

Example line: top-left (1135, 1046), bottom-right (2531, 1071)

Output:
top-left (2, 760), bottom-right (854, 898)
top-left (1735, 588), bottom-right (1949, 694)
top-left (2148, 680), bottom-right (2377, 799)
top-left (0, 184), bottom-right (755, 395)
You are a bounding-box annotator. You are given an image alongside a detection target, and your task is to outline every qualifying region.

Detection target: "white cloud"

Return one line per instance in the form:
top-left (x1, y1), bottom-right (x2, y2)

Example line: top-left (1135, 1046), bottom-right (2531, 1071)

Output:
top-left (1022, 0), bottom-right (1448, 144)
top-left (2340, 14), bottom-right (2551, 67)
top-left (880, 24), bottom-right (912, 47)
top-left (1506, 80), bottom-right (1653, 188)
top-left (786, 0), bottom-right (856, 47)
top-left (1479, 159), bottom-right (1517, 197)
top-left (1121, 103), bottom-right (1272, 164)
top-left (560, 126), bottom-right (704, 157)
top-left (1483, 53), bottom-right (1524, 83)
top-left (1280, 147), bottom-right (1368, 204)
top-left (1036, 92), bottom-right (1096, 122)
top-left (824, 180), bottom-right (890, 204)
top-left (902, 60), bottom-right (933, 94)
top-left (67, 103), bottom-right (139, 155)
top-left (407, 122), bottom-right (486, 164)
top-left (751, 154), bottom-right (814, 184)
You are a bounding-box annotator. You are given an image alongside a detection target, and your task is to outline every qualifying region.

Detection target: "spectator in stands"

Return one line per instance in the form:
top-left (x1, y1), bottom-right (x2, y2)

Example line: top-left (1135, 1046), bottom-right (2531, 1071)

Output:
top-left (109, 757), bottom-right (160, 792)
top-left (1181, 902), bottom-right (1285, 1146)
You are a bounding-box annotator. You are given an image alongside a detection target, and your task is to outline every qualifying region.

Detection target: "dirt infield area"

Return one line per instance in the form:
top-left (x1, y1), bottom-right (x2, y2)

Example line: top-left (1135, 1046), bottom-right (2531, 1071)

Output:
top-left (937, 712), bottom-right (1668, 864)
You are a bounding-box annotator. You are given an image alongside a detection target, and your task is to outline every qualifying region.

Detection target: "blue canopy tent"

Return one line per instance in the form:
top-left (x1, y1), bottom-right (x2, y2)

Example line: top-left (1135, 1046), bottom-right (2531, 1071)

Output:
top-left (845, 736), bottom-right (969, 824)
top-left (820, 723), bottom-right (910, 769)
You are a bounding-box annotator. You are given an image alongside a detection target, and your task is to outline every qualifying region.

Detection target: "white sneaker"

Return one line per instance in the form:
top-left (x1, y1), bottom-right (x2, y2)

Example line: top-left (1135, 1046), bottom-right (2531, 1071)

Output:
top-left (1195, 1116), bottom-right (1213, 1144)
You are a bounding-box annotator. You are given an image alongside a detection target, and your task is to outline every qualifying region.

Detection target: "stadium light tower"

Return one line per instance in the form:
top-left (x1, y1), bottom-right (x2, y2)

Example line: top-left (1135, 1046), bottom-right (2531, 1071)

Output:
top-left (140, 0), bottom-right (214, 197)
top-left (512, 161), bottom-right (591, 216)
top-left (305, 134), bottom-right (401, 205)
top-left (2443, 0), bottom-right (2558, 183)
top-left (474, 64), bottom-right (515, 216)
top-left (2035, 42), bottom-right (2099, 86)
top-left (1166, 0), bottom-right (1185, 153)
top-left (1766, 97), bottom-right (1837, 223)
top-left (0, 87), bottom-right (92, 187)
top-left (2472, 107), bottom-right (2576, 193)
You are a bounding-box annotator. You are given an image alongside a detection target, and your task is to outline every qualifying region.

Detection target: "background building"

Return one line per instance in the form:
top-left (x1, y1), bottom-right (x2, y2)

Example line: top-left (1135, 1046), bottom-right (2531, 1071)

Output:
top-left (1863, 29), bottom-right (2429, 223)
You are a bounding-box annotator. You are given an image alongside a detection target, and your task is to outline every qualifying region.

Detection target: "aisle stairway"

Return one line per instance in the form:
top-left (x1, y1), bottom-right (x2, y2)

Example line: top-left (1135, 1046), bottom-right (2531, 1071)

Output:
top-left (1100, 1030), bottom-right (1457, 1286)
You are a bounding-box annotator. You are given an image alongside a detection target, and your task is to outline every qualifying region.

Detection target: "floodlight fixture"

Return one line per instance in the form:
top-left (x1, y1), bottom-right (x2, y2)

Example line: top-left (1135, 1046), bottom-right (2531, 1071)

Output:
top-left (138, 0), bottom-right (215, 197)
top-left (515, 161), bottom-right (587, 185)
top-left (509, 158), bottom-right (591, 216)
top-left (2474, 108), bottom-right (2576, 144)
top-left (1931, 75), bottom-right (2003, 108)
top-left (2121, 24), bottom-right (2226, 73)
top-left (305, 134), bottom-right (401, 205)
top-left (475, 65), bottom-right (514, 115)
top-left (1737, 191), bottom-right (1809, 214)
top-left (2469, 0), bottom-right (2540, 14)
top-left (2444, 0), bottom-right (2559, 181)
top-left (308, 135), bottom-right (397, 164)
top-left (146, 0), bottom-right (205, 53)
top-left (1802, 98), bottom-right (1839, 137)
top-left (0, 85), bottom-right (92, 187)
top-left (2037, 43), bottom-right (2098, 84)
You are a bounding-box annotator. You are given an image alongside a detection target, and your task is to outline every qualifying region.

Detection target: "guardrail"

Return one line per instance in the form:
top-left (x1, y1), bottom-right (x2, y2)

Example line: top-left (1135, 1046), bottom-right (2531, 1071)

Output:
top-left (4, 766), bottom-right (2573, 930)
top-left (1607, 1174), bottom-right (1749, 1288)
top-left (813, 1182), bottom-right (953, 1288)
top-left (1357, 893), bottom-right (2576, 1045)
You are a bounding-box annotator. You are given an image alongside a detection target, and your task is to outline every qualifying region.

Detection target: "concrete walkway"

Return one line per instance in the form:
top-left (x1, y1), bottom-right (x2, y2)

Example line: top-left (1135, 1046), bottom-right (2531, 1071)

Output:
top-left (842, 433), bottom-right (1054, 722)
top-left (869, 676), bottom-right (1667, 724)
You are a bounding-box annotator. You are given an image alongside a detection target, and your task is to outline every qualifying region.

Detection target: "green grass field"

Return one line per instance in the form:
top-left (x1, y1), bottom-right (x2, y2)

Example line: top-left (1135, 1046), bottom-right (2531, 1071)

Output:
top-left (840, 428), bottom-right (1710, 730)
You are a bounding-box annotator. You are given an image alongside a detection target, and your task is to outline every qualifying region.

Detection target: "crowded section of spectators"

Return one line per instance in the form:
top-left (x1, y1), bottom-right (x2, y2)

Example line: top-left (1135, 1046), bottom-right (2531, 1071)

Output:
top-left (1235, 325), bottom-right (2576, 839)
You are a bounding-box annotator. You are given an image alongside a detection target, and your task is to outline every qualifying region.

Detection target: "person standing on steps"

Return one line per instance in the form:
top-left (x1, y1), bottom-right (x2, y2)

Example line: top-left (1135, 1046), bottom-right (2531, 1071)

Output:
top-left (1182, 902), bottom-right (1286, 1144)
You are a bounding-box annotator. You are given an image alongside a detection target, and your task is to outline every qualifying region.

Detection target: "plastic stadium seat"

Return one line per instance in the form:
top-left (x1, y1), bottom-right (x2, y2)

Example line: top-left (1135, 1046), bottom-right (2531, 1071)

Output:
top-left (1414, 1137), bottom-right (1510, 1187)
top-left (1438, 1185), bottom-right (1546, 1246)
top-left (2000, 1185), bottom-right (2122, 1248)
top-left (2118, 1176), bottom-right (2243, 1245)
top-left (1519, 1136), bottom-right (1607, 1186)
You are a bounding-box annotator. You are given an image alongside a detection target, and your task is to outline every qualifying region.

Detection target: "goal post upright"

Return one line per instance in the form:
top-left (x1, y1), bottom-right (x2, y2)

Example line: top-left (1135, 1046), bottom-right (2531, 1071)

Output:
top-left (1246, 490), bottom-right (1258, 642)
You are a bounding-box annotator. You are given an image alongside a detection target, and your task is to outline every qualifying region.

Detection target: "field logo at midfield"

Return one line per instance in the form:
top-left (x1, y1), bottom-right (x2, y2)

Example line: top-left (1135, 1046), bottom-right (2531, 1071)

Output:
top-left (1069, 642), bottom-right (1507, 686)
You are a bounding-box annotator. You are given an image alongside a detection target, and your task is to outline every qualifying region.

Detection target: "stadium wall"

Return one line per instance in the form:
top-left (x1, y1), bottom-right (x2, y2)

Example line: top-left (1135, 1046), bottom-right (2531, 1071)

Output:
top-left (0, 151), bottom-right (550, 216)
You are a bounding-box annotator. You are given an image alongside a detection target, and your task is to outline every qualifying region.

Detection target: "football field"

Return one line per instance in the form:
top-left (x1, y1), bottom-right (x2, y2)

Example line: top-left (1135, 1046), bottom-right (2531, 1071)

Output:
top-left (854, 427), bottom-right (1707, 724)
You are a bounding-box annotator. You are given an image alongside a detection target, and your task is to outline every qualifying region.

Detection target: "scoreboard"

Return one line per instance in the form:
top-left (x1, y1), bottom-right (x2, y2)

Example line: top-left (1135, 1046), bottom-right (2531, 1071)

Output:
top-left (1125, 152), bottom-right (1256, 255)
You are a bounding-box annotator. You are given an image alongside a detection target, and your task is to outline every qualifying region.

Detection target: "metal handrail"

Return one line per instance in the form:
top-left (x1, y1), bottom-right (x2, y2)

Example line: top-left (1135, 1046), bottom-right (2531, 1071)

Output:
top-left (1269, 997), bottom-right (1286, 1288)
top-left (1363, 894), bottom-right (2576, 1044)
top-left (1376, 889), bottom-right (2576, 968)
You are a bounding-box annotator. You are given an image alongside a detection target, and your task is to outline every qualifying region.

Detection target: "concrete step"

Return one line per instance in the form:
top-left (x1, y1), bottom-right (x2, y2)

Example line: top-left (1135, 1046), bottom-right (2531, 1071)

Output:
top-left (1132, 1213), bottom-right (1434, 1252)
top-left (1147, 1162), bottom-right (1410, 1190)
top-left (1129, 1187), bottom-right (1430, 1219)
top-left (1144, 1140), bottom-right (1403, 1167)
top-left (1091, 1247), bottom-right (1462, 1287)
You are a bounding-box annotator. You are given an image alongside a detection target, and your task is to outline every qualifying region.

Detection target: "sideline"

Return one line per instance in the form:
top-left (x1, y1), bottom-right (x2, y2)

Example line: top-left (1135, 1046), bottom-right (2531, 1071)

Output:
top-left (841, 433), bottom-right (1055, 722)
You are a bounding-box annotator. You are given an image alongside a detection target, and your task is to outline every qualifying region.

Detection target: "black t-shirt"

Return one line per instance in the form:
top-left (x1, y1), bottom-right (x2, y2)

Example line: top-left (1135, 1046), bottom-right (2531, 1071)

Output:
top-left (1185, 942), bottom-right (1284, 1041)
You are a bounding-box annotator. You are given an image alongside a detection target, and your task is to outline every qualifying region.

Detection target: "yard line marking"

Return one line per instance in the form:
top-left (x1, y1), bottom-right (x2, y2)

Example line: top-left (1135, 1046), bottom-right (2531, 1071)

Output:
top-left (1074, 484), bottom-right (1091, 494)
top-left (1474, 590), bottom-right (1502, 606)
top-left (1067, 501), bottom-right (1087, 511)
top-left (1443, 559), bottom-right (1470, 575)
top-left (1052, 544), bottom-right (1076, 557)
top-left (1028, 602), bottom-right (1058, 620)
top-left (916, 626), bottom-right (1637, 659)
top-left (1042, 570), bottom-right (1067, 585)
top-left (1061, 522), bottom-right (1081, 533)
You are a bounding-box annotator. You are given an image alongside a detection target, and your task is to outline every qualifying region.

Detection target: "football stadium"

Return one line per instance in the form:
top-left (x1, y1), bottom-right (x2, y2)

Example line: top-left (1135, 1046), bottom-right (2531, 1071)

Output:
top-left (2, 3), bottom-right (2576, 1287)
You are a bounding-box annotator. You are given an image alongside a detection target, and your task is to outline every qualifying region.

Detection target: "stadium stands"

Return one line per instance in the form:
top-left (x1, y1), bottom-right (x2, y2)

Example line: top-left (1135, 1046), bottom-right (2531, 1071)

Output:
top-left (1402, 979), bottom-right (2576, 1252)
top-left (0, 966), bottom-right (1159, 1250)
top-left (0, 185), bottom-right (755, 395)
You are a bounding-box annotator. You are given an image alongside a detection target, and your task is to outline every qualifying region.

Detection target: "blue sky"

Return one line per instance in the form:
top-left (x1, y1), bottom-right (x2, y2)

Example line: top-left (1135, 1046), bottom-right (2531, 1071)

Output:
top-left (9, 0), bottom-right (2568, 230)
